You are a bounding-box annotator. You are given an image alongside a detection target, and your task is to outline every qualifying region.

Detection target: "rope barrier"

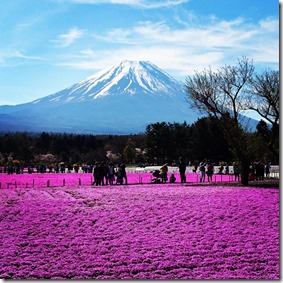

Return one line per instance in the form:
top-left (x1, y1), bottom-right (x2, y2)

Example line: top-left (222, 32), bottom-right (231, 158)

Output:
top-left (0, 171), bottom-right (279, 189)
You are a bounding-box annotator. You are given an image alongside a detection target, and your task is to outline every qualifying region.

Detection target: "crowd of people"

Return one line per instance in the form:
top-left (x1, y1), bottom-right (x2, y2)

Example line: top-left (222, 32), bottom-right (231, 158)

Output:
top-left (248, 161), bottom-right (270, 181)
top-left (151, 157), bottom-right (186, 184)
top-left (198, 160), bottom-right (214, 183)
top-left (1, 163), bottom-right (77, 174)
top-left (196, 159), bottom-right (271, 183)
top-left (91, 162), bottom-right (127, 186)
top-left (1, 158), bottom-right (274, 185)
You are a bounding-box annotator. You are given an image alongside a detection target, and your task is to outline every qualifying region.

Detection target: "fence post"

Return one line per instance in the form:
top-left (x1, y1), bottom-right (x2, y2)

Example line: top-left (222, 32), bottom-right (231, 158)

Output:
top-left (33, 179), bottom-right (35, 188)
top-left (26, 182), bottom-right (28, 188)
top-left (63, 179), bottom-right (65, 186)
top-left (47, 180), bottom-right (50, 187)
top-left (15, 181), bottom-right (17, 188)
top-left (79, 178), bottom-right (81, 186)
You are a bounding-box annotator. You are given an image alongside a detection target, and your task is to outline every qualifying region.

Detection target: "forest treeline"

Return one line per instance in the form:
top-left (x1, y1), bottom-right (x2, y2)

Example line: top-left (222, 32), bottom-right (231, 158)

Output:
top-left (0, 116), bottom-right (277, 167)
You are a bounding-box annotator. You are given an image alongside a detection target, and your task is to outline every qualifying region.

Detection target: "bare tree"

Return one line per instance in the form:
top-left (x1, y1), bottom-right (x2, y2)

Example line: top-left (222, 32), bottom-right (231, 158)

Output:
top-left (185, 57), bottom-right (254, 185)
top-left (246, 70), bottom-right (279, 161)
top-left (247, 70), bottom-right (279, 126)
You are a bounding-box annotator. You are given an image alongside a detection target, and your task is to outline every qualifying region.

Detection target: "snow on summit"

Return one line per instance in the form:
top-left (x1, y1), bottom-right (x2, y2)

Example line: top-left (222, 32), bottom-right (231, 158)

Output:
top-left (0, 60), bottom-right (199, 134)
top-left (0, 60), bottom-right (261, 134)
top-left (33, 60), bottom-right (185, 104)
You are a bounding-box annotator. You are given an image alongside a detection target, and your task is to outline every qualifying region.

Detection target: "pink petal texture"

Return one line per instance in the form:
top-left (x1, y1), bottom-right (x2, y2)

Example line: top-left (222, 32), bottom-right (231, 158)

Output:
top-left (0, 173), bottom-right (279, 279)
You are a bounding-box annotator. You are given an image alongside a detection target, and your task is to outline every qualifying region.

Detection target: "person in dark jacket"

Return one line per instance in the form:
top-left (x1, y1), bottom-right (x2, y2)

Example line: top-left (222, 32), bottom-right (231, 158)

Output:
top-left (120, 162), bottom-right (128, 184)
top-left (178, 157), bottom-right (186, 183)
top-left (170, 173), bottom-right (176, 183)
top-left (92, 162), bottom-right (102, 186)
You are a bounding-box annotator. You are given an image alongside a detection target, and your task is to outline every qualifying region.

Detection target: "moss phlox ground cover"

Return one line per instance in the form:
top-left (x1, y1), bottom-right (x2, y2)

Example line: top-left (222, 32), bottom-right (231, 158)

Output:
top-left (0, 175), bottom-right (279, 279)
top-left (0, 172), bottom-right (238, 189)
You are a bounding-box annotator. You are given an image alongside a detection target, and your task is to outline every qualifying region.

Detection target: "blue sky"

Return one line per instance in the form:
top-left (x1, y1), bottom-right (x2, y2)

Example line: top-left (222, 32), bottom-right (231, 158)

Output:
top-left (0, 0), bottom-right (279, 105)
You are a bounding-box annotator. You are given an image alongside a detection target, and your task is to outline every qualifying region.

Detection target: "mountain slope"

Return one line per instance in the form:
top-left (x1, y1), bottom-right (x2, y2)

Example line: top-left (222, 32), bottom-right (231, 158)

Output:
top-left (31, 60), bottom-right (185, 105)
top-left (0, 60), bottom-right (242, 134)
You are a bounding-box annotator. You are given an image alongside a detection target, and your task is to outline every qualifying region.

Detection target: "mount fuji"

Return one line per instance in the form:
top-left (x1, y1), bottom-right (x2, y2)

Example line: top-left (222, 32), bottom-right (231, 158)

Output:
top-left (0, 60), bottom-right (202, 134)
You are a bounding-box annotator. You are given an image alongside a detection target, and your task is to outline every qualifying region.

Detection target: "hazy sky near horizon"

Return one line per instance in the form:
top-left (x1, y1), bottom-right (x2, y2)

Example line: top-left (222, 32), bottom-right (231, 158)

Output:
top-left (0, 0), bottom-right (279, 105)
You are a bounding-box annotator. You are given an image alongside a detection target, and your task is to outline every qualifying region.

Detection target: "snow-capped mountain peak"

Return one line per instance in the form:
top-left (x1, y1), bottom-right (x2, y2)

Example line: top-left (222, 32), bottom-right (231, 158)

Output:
top-left (0, 59), bottom-right (259, 134)
top-left (33, 60), bottom-right (185, 104)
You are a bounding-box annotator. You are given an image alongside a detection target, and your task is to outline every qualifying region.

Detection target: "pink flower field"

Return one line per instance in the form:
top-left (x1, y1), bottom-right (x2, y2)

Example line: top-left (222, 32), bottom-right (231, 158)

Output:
top-left (0, 172), bottom-right (239, 189)
top-left (0, 173), bottom-right (279, 279)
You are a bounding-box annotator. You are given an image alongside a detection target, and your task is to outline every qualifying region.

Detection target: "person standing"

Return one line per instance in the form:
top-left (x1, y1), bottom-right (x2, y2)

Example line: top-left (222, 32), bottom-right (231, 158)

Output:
top-left (160, 163), bottom-right (168, 182)
top-left (233, 161), bottom-right (240, 181)
top-left (259, 161), bottom-right (265, 181)
top-left (206, 161), bottom-right (214, 182)
top-left (100, 161), bottom-right (109, 185)
top-left (92, 162), bottom-right (102, 186)
top-left (108, 162), bottom-right (115, 185)
top-left (193, 161), bottom-right (198, 173)
top-left (224, 163), bottom-right (229, 175)
top-left (199, 161), bottom-right (206, 182)
top-left (178, 157), bottom-right (186, 183)
top-left (116, 166), bottom-right (123, 185)
top-left (265, 162), bottom-right (271, 178)
top-left (120, 162), bottom-right (128, 185)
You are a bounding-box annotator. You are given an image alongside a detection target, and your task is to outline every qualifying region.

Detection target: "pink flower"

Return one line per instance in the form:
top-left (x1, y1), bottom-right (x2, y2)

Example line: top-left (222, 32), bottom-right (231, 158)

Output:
top-left (0, 173), bottom-right (279, 279)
